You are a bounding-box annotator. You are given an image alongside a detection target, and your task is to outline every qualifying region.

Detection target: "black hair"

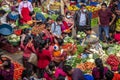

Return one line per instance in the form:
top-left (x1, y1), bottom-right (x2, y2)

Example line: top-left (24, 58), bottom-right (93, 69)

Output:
top-left (39, 32), bottom-right (45, 39)
top-left (49, 62), bottom-right (55, 70)
top-left (85, 27), bottom-right (92, 31)
top-left (66, 11), bottom-right (71, 16)
top-left (22, 69), bottom-right (33, 79)
top-left (22, 28), bottom-right (30, 34)
top-left (38, 39), bottom-right (47, 52)
top-left (33, 35), bottom-right (42, 49)
top-left (3, 60), bottom-right (11, 69)
top-left (101, 3), bottom-right (107, 7)
top-left (0, 75), bottom-right (4, 80)
top-left (81, 4), bottom-right (86, 8)
top-left (23, 35), bottom-right (32, 46)
top-left (105, 70), bottom-right (114, 80)
top-left (57, 75), bottom-right (65, 80)
top-left (56, 17), bottom-right (62, 22)
top-left (57, 38), bottom-right (64, 46)
top-left (46, 17), bottom-right (52, 22)
top-left (0, 10), bottom-right (6, 16)
top-left (95, 58), bottom-right (104, 79)
top-left (62, 65), bottom-right (72, 75)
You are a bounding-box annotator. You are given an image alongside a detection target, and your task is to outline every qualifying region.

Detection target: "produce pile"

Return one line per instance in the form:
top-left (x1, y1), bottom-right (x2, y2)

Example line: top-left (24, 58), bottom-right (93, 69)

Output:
top-left (31, 24), bottom-right (45, 35)
top-left (68, 5), bottom-right (79, 11)
top-left (65, 32), bottom-right (120, 74)
top-left (86, 6), bottom-right (100, 12)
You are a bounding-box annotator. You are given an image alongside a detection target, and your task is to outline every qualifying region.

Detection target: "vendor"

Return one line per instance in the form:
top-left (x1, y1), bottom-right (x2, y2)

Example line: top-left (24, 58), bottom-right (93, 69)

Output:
top-left (18, 0), bottom-right (33, 24)
top-left (84, 27), bottom-right (105, 54)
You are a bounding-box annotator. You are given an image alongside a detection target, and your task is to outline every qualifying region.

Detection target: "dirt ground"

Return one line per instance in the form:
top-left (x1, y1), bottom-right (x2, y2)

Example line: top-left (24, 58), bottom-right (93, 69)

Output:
top-left (0, 26), bottom-right (99, 64)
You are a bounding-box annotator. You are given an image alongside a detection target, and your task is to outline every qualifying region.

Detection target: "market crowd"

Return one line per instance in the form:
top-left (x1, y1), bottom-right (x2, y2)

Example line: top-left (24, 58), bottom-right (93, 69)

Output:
top-left (0, 0), bottom-right (120, 80)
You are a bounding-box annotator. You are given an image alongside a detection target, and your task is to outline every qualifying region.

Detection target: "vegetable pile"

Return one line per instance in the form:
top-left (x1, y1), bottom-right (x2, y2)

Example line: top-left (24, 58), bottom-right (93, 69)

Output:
top-left (77, 31), bottom-right (86, 39)
top-left (7, 34), bottom-right (20, 43)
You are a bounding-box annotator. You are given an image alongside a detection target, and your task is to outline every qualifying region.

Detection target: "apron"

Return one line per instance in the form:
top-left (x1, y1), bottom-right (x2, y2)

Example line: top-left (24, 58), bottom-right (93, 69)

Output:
top-left (21, 3), bottom-right (31, 23)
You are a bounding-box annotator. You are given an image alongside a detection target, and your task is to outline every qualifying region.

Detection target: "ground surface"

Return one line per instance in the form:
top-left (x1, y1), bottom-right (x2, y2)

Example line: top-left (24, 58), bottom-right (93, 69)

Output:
top-left (0, 27), bottom-right (98, 64)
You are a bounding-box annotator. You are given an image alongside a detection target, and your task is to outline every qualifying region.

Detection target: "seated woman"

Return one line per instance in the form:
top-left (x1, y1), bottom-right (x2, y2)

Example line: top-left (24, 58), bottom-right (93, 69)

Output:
top-left (92, 58), bottom-right (109, 80)
top-left (0, 55), bottom-right (14, 80)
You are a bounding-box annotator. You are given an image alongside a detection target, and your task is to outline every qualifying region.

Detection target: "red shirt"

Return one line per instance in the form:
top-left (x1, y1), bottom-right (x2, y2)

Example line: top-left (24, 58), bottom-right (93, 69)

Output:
top-left (37, 49), bottom-right (51, 69)
top-left (98, 9), bottom-right (112, 26)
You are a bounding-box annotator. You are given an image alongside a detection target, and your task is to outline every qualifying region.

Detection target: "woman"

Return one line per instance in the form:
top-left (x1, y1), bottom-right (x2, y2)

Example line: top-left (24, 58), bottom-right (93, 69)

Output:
top-left (18, 0), bottom-right (33, 24)
top-left (92, 58), bottom-right (108, 80)
top-left (36, 39), bottom-right (51, 78)
top-left (20, 34), bottom-right (36, 67)
top-left (0, 56), bottom-right (14, 80)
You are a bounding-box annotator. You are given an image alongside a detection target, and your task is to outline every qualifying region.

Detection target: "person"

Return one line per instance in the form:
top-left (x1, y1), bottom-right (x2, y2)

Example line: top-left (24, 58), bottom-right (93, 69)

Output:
top-left (105, 70), bottom-right (114, 80)
top-left (98, 3), bottom-right (116, 42)
top-left (112, 67), bottom-right (120, 80)
top-left (22, 68), bottom-right (38, 80)
top-left (0, 58), bottom-right (14, 80)
top-left (51, 17), bottom-right (62, 39)
top-left (0, 10), bottom-right (8, 24)
top-left (36, 39), bottom-right (51, 78)
top-left (63, 65), bottom-right (85, 80)
top-left (83, 27), bottom-right (105, 54)
top-left (18, 0), bottom-right (33, 24)
top-left (20, 34), bottom-right (36, 67)
top-left (92, 58), bottom-right (108, 80)
top-left (44, 62), bottom-right (56, 80)
top-left (74, 4), bottom-right (90, 32)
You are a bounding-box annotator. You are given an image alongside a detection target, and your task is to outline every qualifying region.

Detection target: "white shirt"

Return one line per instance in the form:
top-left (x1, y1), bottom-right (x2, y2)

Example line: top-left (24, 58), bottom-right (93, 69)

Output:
top-left (79, 12), bottom-right (86, 26)
top-left (0, 13), bottom-right (8, 24)
top-left (18, 1), bottom-right (33, 14)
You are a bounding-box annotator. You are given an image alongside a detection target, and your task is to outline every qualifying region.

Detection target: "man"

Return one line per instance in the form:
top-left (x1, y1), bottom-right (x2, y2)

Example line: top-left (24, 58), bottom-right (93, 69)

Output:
top-left (18, 0), bottom-right (33, 24)
top-left (98, 3), bottom-right (116, 41)
top-left (74, 4), bottom-right (90, 32)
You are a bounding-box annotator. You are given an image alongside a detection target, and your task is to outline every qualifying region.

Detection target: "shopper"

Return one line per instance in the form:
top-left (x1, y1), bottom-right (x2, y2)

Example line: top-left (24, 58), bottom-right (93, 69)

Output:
top-left (51, 17), bottom-right (62, 39)
top-left (0, 59), bottom-right (14, 80)
top-left (98, 3), bottom-right (116, 42)
top-left (74, 4), bottom-right (90, 32)
top-left (36, 39), bottom-right (51, 78)
top-left (63, 65), bottom-right (85, 80)
top-left (92, 58), bottom-right (108, 80)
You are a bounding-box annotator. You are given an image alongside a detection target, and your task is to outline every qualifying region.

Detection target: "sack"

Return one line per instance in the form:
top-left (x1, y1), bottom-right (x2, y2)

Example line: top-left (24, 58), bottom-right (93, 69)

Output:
top-left (28, 53), bottom-right (37, 66)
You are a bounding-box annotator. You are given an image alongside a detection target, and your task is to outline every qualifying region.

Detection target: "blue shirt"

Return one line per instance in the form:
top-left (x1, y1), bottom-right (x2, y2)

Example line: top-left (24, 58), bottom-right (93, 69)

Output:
top-left (51, 22), bottom-right (62, 36)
